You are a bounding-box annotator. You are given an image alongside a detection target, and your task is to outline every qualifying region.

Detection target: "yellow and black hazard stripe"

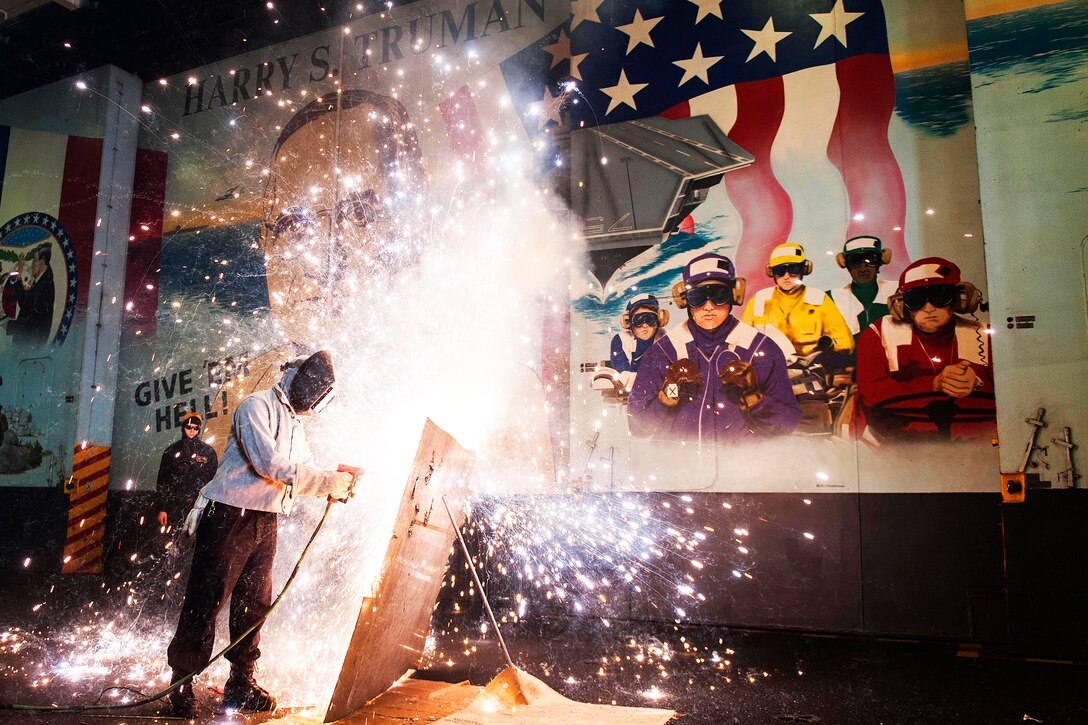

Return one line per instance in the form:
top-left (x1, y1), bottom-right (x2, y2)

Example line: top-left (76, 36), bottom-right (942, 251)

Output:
top-left (61, 443), bottom-right (111, 574)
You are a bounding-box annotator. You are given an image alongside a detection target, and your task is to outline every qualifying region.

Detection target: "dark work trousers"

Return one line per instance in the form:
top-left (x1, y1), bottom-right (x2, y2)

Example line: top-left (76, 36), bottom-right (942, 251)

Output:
top-left (167, 501), bottom-right (277, 676)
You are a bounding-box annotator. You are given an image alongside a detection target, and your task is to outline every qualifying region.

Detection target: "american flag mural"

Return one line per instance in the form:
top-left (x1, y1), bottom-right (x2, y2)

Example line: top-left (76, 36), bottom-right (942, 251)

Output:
top-left (503, 0), bottom-right (908, 286)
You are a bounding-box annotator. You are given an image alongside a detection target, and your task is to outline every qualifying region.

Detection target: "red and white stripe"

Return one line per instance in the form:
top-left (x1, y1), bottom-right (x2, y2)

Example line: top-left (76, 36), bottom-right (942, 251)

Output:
top-left (0, 127), bottom-right (102, 308)
top-left (664, 54), bottom-right (908, 289)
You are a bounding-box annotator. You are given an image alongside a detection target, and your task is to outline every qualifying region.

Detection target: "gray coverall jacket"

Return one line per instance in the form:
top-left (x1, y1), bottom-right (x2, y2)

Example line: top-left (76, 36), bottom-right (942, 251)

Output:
top-left (199, 366), bottom-right (343, 514)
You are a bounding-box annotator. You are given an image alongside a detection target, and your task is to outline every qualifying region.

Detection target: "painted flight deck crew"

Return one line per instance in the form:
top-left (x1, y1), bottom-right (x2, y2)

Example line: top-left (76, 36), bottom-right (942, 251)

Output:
top-left (855, 257), bottom-right (995, 443)
top-left (742, 242), bottom-right (854, 361)
top-left (828, 235), bottom-right (898, 343)
top-left (627, 253), bottom-right (801, 442)
top-left (595, 293), bottom-right (669, 396)
top-left (610, 294), bottom-right (667, 375)
top-left (166, 351), bottom-right (355, 717)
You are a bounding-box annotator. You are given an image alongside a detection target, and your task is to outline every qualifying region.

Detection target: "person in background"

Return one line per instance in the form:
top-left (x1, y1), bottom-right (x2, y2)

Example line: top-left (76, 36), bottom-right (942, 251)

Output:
top-left (156, 412), bottom-right (218, 535)
top-left (742, 242), bottom-right (854, 365)
top-left (594, 293), bottom-right (669, 398)
top-left (154, 411), bottom-right (219, 605)
top-left (627, 252), bottom-right (801, 442)
top-left (855, 257), bottom-right (995, 443)
top-left (166, 351), bottom-right (356, 717)
top-left (828, 235), bottom-right (899, 349)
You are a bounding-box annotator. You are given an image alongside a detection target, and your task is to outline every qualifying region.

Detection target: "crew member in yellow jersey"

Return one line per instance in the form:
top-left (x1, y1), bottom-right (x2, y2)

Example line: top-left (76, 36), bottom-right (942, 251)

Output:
top-left (742, 243), bottom-right (854, 363)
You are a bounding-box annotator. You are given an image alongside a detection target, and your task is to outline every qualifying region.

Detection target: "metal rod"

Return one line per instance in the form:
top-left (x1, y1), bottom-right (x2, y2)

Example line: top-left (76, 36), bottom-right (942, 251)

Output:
top-left (1052, 426), bottom-right (1079, 488)
top-left (441, 495), bottom-right (515, 671)
top-left (1019, 408), bottom-right (1047, 472)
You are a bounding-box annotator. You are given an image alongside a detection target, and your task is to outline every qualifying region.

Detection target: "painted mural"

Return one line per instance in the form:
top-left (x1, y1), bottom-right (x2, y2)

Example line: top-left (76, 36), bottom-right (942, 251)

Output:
top-left (0, 0), bottom-right (1051, 503)
top-left (102, 0), bottom-right (1017, 498)
top-left (563, 0), bottom-right (999, 492)
top-left (113, 0), bottom-right (571, 501)
top-left (0, 128), bottom-right (98, 488)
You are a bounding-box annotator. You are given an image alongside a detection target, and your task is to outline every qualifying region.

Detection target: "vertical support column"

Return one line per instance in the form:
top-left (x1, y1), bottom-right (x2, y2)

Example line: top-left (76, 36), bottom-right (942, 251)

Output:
top-left (75, 65), bottom-right (142, 448)
top-left (64, 65), bottom-right (141, 574)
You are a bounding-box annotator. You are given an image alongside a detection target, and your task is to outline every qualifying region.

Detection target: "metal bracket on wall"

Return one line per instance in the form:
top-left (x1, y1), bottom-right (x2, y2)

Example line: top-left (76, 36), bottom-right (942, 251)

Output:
top-left (1051, 427), bottom-right (1080, 488)
top-left (1001, 472), bottom-right (1026, 503)
top-left (1019, 408), bottom-right (1047, 472)
top-left (1002, 408), bottom-right (1049, 503)
top-left (1002, 412), bottom-right (1081, 501)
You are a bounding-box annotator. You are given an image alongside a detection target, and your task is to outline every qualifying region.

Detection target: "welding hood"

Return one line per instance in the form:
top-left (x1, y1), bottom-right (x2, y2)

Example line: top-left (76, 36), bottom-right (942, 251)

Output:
top-left (287, 350), bottom-right (336, 414)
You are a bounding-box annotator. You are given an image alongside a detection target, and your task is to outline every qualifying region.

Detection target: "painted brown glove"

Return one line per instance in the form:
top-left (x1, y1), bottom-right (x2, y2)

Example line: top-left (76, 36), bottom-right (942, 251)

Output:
top-left (719, 360), bottom-right (763, 412)
top-left (659, 358), bottom-right (703, 407)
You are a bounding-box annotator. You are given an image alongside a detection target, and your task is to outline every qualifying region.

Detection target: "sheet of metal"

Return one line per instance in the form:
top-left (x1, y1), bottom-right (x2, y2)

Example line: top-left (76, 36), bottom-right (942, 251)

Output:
top-left (329, 669), bottom-right (674, 725)
top-left (326, 419), bottom-right (474, 722)
top-left (333, 678), bottom-right (481, 724)
top-left (432, 666), bottom-right (674, 725)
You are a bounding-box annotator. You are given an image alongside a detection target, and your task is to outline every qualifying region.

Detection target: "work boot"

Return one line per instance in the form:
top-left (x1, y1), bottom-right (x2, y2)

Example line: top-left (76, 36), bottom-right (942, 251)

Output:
top-left (222, 664), bottom-right (276, 712)
top-left (168, 675), bottom-right (199, 719)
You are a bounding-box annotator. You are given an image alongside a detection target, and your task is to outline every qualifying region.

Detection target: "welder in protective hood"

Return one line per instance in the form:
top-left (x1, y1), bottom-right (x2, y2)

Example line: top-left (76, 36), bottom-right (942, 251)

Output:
top-left (165, 350), bottom-right (356, 718)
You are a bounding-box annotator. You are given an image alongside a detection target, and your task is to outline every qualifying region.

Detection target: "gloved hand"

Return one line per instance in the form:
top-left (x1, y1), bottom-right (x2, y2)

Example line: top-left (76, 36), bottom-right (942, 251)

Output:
top-left (658, 358), bottom-right (703, 407)
top-left (184, 493), bottom-right (208, 536)
top-left (326, 470), bottom-right (356, 503)
top-left (816, 335), bottom-right (834, 352)
top-left (719, 359), bottom-right (763, 411)
top-left (184, 507), bottom-right (202, 537)
top-left (932, 360), bottom-right (980, 399)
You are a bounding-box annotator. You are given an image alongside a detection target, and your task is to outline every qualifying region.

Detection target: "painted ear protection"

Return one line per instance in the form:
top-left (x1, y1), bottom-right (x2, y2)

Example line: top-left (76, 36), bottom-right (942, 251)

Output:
top-left (671, 279), bottom-right (746, 309)
top-left (888, 282), bottom-right (982, 322)
top-left (887, 293), bottom-right (904, 322)
top-left (765, 259), bottom-right (813, 277)
top-left (672, 282), bottom-right (687, 309)
top-left (959, 282), bottom-right (982, 315)
top-left (836, 248), bottom-right (893, 269)
top-left (620, 308), bottom-right (670, 329)
top-left (733, 278), bottom-right (747, 306)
